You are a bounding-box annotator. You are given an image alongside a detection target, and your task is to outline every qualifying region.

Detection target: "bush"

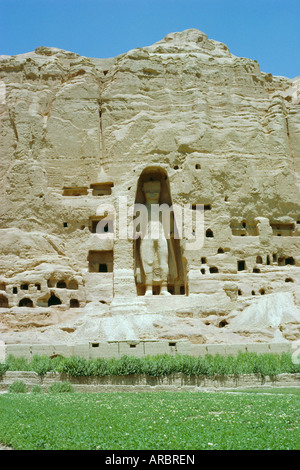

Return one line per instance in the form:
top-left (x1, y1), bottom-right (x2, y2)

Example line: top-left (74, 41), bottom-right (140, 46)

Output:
top-left (279, 352), bottom-right (300, 374)
top-left (29, 355), bottom-right (55, 376)
top-left (89, 358), bottom-right (111, 376)
top-left (50, 355), bottom-right (65, 369)
top-left (31, 385), bottom-right (44, 394)
top-left (142, 354), bottom-right (178, 376)
top-left (48, 382), bottom-right (75, 393)
top-left (6, 355), bottom-right (30, 372)
top-left (0, 362), bottom-right (8, 376)
top-left (55, 356), bottom-right (93, 377)
top-left (234, 352), bottom-right (258, 375)
top-left (109, 355), bottom-right (143, 376)
top-left (8, 380), bottom-right (27, 393)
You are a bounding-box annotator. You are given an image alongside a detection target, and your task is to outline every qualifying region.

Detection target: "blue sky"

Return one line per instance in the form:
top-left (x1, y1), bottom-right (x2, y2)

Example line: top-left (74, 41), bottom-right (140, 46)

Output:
top-left (0, 0), bottom-right (299, 78)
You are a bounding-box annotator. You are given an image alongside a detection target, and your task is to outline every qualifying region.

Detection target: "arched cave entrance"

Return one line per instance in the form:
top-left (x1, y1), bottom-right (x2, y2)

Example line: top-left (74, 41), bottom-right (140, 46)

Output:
top-left (48, 294), bottom-right (62, 306)
top-left (19, 298), bottom-right (33, 307)
top-left (70, 299), bottom-right (79, 308)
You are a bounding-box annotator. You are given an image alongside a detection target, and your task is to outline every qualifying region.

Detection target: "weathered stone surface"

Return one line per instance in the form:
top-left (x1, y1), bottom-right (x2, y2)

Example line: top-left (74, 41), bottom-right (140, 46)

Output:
top-left (0, 29), bottom-right (299, 347)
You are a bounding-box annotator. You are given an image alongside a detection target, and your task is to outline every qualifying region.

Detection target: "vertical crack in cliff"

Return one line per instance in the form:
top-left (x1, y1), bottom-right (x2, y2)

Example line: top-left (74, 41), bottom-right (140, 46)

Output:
top-left (8, 108), bottom-right (19, 143)
top-left (98, 97), bottom-right (104, 168)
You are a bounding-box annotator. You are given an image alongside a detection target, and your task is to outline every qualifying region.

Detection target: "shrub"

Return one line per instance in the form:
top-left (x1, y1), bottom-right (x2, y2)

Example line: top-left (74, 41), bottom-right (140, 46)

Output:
top-left (234, 352), bottom-right (258, 375)
top-left (55, 356), bottom-right (93, 377)
top-left (6, 355), bottom-right (30, 371)
top-left (172, 354), bottom-right (195, 375)
top-left (31, 385), bottom-right (44, 394)
top-left (280, 352), bottom-right (300, 373)
top-left (50, 355), bottom-right (65, 369)
top-left (89, 358), bottom-right (111, 376)
top-left (253, 353), bottom-right (282, 377)
top-left (48, 381), bottom-right (75, 393)
top-left (8, 380), bottom-right (27, 393)
top-left (142, 354), bottom-right (178, 376)
top-left (109, 355), bottom-right (143, 376)
top-left (29, 355), bottom-right (55, 376)
top-left (0, 362), bottom-right (8, 376)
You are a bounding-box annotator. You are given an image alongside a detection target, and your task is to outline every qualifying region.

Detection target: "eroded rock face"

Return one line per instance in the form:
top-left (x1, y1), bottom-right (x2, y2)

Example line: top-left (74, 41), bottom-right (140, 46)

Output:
top-left (0, 29), bottom-right (299, 345)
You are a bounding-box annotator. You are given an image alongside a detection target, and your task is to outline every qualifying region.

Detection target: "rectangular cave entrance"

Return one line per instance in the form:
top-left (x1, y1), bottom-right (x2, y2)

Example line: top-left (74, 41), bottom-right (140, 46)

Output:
top-left (88, 250), bottom-right (113, 273)
top-left (231, 221), bottom-right (258, 236)
top-left (270, 223), bottom-right (294, 236)
top-left (90, 182), bottom-right (113, 196)
top-left (89, 215), bottom-right (114, 234)
top-left (63, 187), bottom-right (88, 196)
top-left (237, 260), bottom-right (246, 271)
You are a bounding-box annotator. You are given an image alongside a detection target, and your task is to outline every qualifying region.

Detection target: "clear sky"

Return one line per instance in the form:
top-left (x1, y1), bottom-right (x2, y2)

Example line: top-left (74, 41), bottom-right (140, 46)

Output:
top-left (0, 0), bottom-right (299, 78)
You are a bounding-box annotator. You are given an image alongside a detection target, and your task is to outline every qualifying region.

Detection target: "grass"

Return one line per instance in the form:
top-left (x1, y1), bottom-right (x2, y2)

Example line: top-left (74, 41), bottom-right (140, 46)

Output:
top-left (0, 391), bottom-right (299, 450)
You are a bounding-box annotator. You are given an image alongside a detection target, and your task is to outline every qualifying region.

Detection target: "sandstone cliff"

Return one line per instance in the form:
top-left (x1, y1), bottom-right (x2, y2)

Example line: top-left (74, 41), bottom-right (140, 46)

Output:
top-left (0, 29), bottom-right (299, 345)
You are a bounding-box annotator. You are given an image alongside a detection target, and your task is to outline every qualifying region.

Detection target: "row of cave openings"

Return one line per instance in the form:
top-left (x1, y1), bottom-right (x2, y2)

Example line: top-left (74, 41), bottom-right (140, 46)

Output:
top-left (18, 296), bottom-right (79, 308)
top-left (231, 221), bottom-right (300, 237)
top-left (0, 294), bottom-right (80, 309)
top-left (236, 286), bottom-right (290, 298)
top-left (0, 279), bottom-right (79, 293)
top-left (236, 256), bottom-right (295, 273)
top-left (0, 279), bottom-right (80, 309)
top-left (61, 217), bottom-right (300, 239)
top-left (200, 254), bottom-right (295, 277)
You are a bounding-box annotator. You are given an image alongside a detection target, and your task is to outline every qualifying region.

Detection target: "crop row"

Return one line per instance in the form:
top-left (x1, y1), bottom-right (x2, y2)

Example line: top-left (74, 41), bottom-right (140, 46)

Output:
top-left (1, 352), bottom-right (300, 378)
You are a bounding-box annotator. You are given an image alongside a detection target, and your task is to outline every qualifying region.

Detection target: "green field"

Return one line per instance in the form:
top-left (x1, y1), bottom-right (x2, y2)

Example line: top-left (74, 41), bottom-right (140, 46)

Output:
top-left (0, 390), bottom-right (299, 450)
